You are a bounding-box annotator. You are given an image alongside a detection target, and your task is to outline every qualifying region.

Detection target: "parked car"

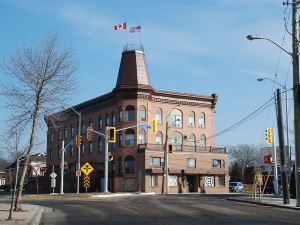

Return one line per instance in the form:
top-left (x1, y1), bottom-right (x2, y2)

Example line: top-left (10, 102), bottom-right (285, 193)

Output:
top-left (264, 181), bottom-right (282, 194)
top-left (229, 182), bottom-right (243, 192)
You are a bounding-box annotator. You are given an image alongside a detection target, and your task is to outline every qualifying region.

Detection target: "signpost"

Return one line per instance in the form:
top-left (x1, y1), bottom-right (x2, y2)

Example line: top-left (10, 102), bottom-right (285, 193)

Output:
top-left (81, 162), bottom-right (94, 192)
top-left (50, 172), bottom-right (57, 194)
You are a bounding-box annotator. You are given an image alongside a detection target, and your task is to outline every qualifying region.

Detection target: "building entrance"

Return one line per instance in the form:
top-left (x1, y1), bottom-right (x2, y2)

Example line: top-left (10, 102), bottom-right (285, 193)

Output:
top-left (186, 176), bottom-right (197, 192)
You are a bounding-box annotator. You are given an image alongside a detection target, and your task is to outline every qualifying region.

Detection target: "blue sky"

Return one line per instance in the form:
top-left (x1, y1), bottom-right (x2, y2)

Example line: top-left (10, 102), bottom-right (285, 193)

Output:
top-left (0, 0), bottom-right (294, 152)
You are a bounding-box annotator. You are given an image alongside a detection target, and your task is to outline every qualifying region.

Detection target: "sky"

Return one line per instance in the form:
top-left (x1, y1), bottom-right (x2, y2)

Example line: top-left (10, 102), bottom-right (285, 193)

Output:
top-left (0, 0), bottom-right (295, 154)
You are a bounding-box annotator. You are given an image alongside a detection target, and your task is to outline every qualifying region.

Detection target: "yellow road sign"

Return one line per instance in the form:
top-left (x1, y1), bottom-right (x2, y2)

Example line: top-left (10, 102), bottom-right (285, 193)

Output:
top-left (83, 175), bottom-right (90, 188)
top-left (81, 162), bottom-right (94, 176)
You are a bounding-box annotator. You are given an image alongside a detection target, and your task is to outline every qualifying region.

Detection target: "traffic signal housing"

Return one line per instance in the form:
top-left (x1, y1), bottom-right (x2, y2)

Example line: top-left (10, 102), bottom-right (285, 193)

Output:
top-left (108, 127), bottom-right (116, 143)
top-left (151, 119), bottom-right (157, 133)
top-left (76, 135), bottom-right (82, 148)
top-left (86, 126), bottom-right (93, 141)
top-left (168, 144), bottom-right (173, 154)
top-left (265, 128), bottom-right (273, 144)
top-left (108, 154), bottom-right (114, 161)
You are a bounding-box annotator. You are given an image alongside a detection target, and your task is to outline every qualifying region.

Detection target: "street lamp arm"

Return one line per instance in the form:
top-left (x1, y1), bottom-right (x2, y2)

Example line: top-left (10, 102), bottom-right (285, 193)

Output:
top-left (247, 35), bottom-right (292, 57)
top-left (258, 77), bottom-right (286, 89)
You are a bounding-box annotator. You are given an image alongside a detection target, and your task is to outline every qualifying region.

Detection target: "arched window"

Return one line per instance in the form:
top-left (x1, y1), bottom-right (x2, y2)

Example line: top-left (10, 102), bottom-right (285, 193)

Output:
top-left (189, 112), bottom-right (195, 127)
top-left (98, 136), bottom-right (103, 152)
top-left (125, 129), bottom-right (135, 145)
top-left (118, 131), bottom-right (123, 146)
top-left (125, 105), bottom-right (135, 122)
top-left (98, 115), bottom-right (102, 129)
top-left (119, 106), bottom-right (123, 122)
top-left (155, 108), bottom-right (163, 124)
top-left (105, 113), bottom-right (109, 126)
top-left (170, 131), bottom-right (183, 151)
top-left (139, 105), bottom-right (146, 121)
top-left (155, 132), bottom-right (163, 150)
top-left (199, 112), bottom-right (206, 128)
top-left (189, 134), bottom-right (196, 151)
top-left (138, 129), bottom-right (146, 144)
top-left (200, 134), bottom-right (206, 150)
top-left (168, 109), bottom-right (183, 128)
top-left (111, 111), bottom-right (116, 126)
top-left (89, 118), bottom-right (93, 128)
top-left (124, 155), bottom-right (135, 174)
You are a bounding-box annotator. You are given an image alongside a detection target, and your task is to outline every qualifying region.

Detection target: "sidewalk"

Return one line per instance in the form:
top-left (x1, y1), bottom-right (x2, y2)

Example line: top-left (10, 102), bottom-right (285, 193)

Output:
top-left (227, 195), bottom-right (300, 210)
top-left (0, 204), bottom-right (43, 225)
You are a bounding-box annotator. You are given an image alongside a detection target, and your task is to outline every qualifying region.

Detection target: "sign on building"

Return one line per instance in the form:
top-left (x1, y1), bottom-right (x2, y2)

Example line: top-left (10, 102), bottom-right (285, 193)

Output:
top-left (204, 176), bottom-right (215, 186)
top-left (168, 175), bottom-right (178, 187)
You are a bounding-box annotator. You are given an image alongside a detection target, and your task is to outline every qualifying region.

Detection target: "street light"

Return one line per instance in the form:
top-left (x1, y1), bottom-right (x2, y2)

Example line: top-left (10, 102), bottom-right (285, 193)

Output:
top-left (63, 106), bottom-right (81, 194)
top-left (164, 110), bottom-right (181, 194)
top-left (257, 77), bottom-right (292, 186)
top-left (247, 33), bottom-right (295, 205)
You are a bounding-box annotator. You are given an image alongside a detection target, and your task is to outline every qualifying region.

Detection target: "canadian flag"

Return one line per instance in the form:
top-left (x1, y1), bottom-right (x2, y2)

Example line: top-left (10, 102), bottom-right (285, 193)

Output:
top-left (114, 23), bottom-right (127, 30)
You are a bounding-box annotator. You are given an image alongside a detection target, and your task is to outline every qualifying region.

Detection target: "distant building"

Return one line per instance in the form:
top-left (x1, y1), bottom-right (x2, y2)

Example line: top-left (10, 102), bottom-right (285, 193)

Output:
top-left (45, 45), bottom-right (229, 193)
top-left (0, 171), bottom-right (5, 186)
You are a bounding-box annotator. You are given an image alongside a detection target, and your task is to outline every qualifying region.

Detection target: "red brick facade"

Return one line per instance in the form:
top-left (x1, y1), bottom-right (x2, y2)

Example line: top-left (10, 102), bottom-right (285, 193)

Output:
top-left (45, 48), bottom-right (228, 193)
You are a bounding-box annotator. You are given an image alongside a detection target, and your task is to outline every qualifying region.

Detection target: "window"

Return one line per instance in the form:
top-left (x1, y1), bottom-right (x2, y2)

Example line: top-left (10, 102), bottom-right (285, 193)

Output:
top-left (105, 113), bottom-right (109, 126)
top-left (64, 127), bottom-right (67, 138)
top-left (125, 129), bottom-right (135, 145)
top-left (112, 111), bottom-right (116, 126)
top-left (49, 148), bottom-right (52, 160)
top-left (71, 124), bottom-right (74, 137)
top-left (187, 158), bottom-right (196, 168)
top-left (139, 105), bottom-right (146, 121)
top-left (98, 115), bottom-right (102, 129)
top-left (58, 145), bottom-right (60, 159)
top-left (81, 144), bottom-right (85, 155)
top-left (168, 109), bottom-right (183, 128)
top-left (212, 159), bottom-right (225, 168)
top-left (189, 111), bottom-right (195, 127)
top-left (155, 132), bottom-right (163, 150)
top-left (138, 129), bottom-right (146, 144)
top-left (150, 175), bottom-right (158, 187)
top-left (70, 147), bottom-right (74, 157)
top-left (189, 134), bottom-right (196, 151)
top-left (119, 106), bottom-right (123, 122)
top-left (150, 157), bottom-right (164, 167)
top-left (199, 134), bottom-right (206, 150)
top-left (89, 141), bottom-right (92, 153)
top-left (124, 155), bottom-right (135, 174)
top-left (170, 131), bottom-right (183, 151)
top-left (51, 132), bottom-right (53, 142)
top-left (98, 136), bottom-right (103, 152)
top-left (118, 131), bottom-right (123, 146)
top-left (155, 108), bottom-right (162, 124)
top-left (219, 175), bottom-right (225, 186)
top-left (58, 130), bottom-right (62, 140)
top-left (125, 105), bottom-right (135, 122)
top-left (89, 118), bottom-right (93, 128)
top-left (199, 112), bottom-right (205, 128)
top-left (81, 121), bottom-right (85, 135)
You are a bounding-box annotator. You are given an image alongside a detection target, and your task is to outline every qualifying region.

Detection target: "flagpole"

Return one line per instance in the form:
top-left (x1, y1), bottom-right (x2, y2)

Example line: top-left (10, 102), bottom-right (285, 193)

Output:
top-left (124, 23), bottom-right (128, 47)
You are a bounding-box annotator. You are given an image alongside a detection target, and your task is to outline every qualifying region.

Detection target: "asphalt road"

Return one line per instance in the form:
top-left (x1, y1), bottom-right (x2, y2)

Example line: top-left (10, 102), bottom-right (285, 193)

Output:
top-left (23, 194), bottom-right (300, 225)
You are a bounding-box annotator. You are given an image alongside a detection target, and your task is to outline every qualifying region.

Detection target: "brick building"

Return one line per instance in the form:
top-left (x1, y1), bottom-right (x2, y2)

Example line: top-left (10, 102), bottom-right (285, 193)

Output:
top-left (45, 45), bottom-right (228, 193)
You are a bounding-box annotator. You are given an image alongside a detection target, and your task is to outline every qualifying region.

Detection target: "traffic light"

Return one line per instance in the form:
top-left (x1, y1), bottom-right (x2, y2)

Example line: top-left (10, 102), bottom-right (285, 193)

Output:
top-left (86, 126), bottom-right (93, 141)
top-left (265, 128), bottom-right (273, 144)
top-left (151, 119), bottom-right (157, 133)
top-left (108, 127), bottom-right (116, 143)
top-left (76, 135), bottom-right (82, 148)
top-left (108, 154), bottom-right (113, 161)
top-left (264, 154), bottom-right (273, 164)
top-left (168, 144), bottom-right (173, 154)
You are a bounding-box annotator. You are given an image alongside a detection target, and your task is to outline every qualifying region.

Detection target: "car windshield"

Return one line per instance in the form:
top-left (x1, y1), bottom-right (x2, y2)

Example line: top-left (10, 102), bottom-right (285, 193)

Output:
top-left (230, 182), bottom-right (238, 186)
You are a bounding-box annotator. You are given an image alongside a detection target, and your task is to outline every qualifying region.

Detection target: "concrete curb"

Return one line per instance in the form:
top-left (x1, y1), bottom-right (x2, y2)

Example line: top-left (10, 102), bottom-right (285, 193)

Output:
top-left (226, 197), bottom-right (300, 211)
top-left (28, 207), bottom-right (44, 225)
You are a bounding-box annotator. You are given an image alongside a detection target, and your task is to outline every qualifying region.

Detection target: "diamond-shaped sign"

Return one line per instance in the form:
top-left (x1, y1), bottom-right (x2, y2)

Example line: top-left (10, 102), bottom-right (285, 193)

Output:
top-left (50, 172), bottom-right (57, 179)
top-left (80, 162), bottom-right (94, 176)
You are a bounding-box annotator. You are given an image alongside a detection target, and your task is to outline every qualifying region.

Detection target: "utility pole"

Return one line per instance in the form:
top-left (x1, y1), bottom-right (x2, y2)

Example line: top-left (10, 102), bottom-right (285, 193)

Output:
top-left (276, 88), bottom-right (290, 204)
top-left (291, 0), bottom-right (300, 207)
top-left (60, 140), bottom-right (64, 194)
top-left (272, 127), bottom-right (279, 196)
top-left (104, 126), bottom-right (109, 192)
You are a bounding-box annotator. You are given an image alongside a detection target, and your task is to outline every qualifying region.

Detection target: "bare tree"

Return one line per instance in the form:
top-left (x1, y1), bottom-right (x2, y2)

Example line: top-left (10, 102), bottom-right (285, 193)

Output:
top-left (228, 144), bottom-right (262, 180)
top-left (1, 33), bottom-right (78, 210)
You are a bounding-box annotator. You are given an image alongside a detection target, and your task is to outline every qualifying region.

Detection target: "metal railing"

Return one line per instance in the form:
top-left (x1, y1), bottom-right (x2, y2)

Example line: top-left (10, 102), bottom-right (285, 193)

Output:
top-left (138, 143), bottom-right (226, 154)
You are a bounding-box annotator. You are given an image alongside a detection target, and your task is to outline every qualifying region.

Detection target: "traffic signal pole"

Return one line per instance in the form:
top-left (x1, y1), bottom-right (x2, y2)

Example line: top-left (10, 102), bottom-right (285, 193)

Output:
top-left (104, 127), bottom-right (109, 192)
